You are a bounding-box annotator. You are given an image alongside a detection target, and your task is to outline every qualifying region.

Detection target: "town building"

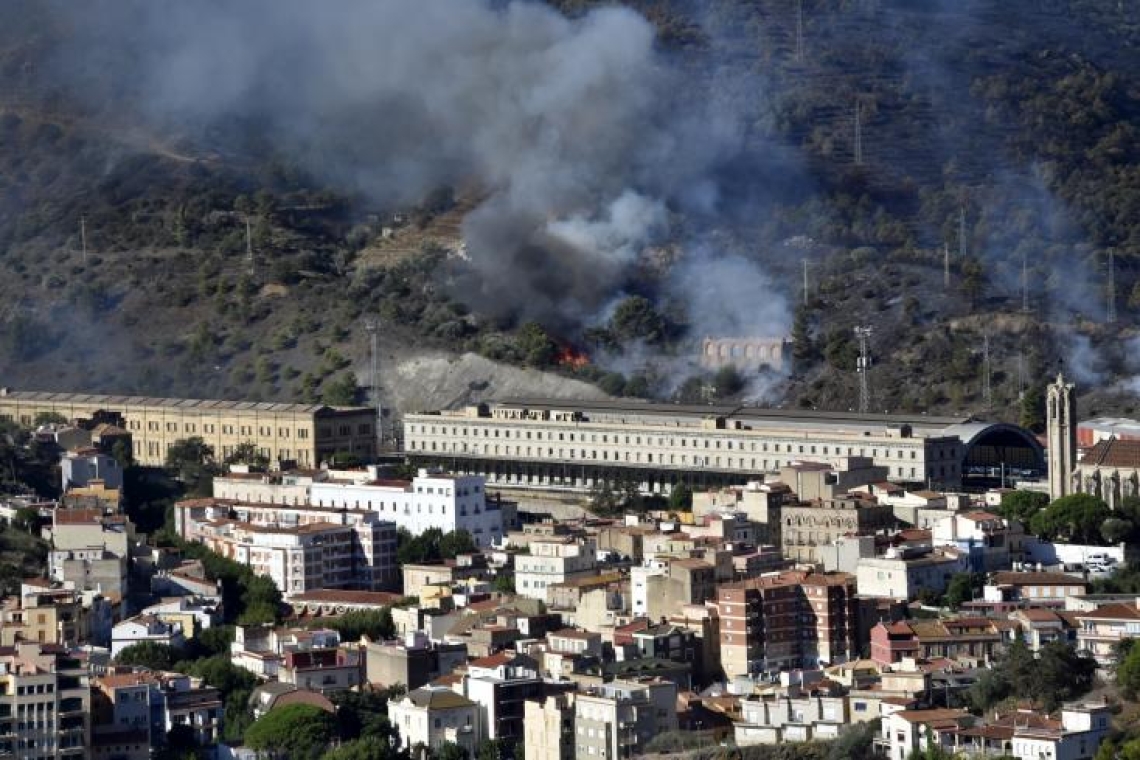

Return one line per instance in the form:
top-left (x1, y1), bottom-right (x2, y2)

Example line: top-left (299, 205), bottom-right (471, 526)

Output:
top-left (573, 679), bottom-right (678, 760)
top-left (869, 619), bottom-right (1011, 666)
top-left (1072, 601), bottom-right (1140, 665)
top-left (515, 538), bottom-right (598, 601)
top-left (406, 400), bottom-right (1044, 495)
top-left (716, 571), bottom-right (860, 678)
top-left (46, 508), bottom-right (136, 596)
top-left (214, 467), bottom-right (506, 546)
top-left (364, 632), bottom-right (468, 690)
top-left (524, 693), bottom-right (575, 760)
top-left (1071, 436), bottom-right (1140, 509)
top-left (0, 642), bottom-right (90, 758)
top-left (175, 498), bottom-right (398, 594)
top-left (110, 615), bottom-right (186, 657)
top-left (60, 449), bottom-right (122, 492)
top-left (0, 389), bottom-right (377, 467)
top-left (631, 557), bottom-right (716, 620)
top-left (780, 496), bottom-right (896, 565)
top-left (462, 652), bottom-right (543, 742)
top-left (735, 682), bottom-right (850, 745)
top-left (390, 686), bottom-right (482, 757)
top-left (982, 571), bottom-right (1088, 609)
top-left (855, 547), bottom-right (968, 600)
top-left (932, 510), bottom-right (1019, 572)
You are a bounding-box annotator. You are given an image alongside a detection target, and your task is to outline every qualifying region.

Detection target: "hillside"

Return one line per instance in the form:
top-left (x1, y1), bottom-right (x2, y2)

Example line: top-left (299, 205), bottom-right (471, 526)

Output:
top-left (1, 0), bottom-right (1139, 426)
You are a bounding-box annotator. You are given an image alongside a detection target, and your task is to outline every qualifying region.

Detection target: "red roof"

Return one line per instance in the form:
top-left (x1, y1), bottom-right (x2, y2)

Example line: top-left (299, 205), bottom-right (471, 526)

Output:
top-left (468, 651), bottom-right (514, 668)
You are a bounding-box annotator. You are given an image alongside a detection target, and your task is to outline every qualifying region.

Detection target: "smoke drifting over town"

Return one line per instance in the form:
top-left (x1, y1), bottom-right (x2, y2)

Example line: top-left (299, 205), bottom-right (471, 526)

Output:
top-left (53, 0), bottom-right (778, 340)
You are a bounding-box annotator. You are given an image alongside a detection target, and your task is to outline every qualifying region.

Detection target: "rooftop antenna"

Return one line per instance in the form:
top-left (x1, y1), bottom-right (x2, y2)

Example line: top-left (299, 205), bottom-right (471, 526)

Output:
top-left (982, 333), bottom-right (993, 409)
top-left (1021, 254), bottom-right (1029, 313)
top-left (802, 258), bottom-right (810, 305)
top-left (365, 318), bottom-right (384, 452)
top-left (795, 0), bottom-right (805, 63)
top-left (854, 100), bottom-right (864, 166)
top-left (1107, 250), bottom-right (1117, 324)
top-left (943, 243), bottom-right (951, 289)
top-left (855, 326), bottom-right (873, 414)
top-left (80, 216), bottom-right (88, 264)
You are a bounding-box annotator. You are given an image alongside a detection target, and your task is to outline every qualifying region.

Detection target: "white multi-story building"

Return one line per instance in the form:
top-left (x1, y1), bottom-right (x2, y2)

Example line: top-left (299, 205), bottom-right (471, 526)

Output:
top-left (855, 547), bottom-right (968, 600)
top-left (515, 538), bottom-right (598, 601)
top-left (390, 686), bottom-right (482, 756)
top-left (175, 499), bottom-right (398, 594)
top-left (213, 468), bottom-right (504, 547)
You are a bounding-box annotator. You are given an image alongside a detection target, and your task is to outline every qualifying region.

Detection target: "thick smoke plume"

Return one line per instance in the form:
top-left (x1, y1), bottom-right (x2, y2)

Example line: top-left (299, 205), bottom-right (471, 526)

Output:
top-left (53, 0), bottom-right (776, 339)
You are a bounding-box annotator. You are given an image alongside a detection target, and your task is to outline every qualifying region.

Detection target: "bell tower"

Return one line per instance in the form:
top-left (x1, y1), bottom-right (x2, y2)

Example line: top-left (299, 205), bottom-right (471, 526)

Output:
top-left (1046, 372), bottom-right (1077, 500)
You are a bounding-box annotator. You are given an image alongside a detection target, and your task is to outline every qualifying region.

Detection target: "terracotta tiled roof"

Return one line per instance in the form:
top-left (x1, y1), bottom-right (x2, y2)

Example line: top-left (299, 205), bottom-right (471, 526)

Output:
top-left (1074, 603), bottom-right (1140, 621)
top-left (1079, 437), bottom-right (1140, 468)
top-left (991, 572), bottom-right (1087, 587)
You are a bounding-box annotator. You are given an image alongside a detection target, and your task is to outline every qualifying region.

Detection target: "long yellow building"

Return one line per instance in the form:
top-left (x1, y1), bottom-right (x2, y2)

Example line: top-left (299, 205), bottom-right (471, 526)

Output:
top-left (0, 389), bottom-right (376, 467)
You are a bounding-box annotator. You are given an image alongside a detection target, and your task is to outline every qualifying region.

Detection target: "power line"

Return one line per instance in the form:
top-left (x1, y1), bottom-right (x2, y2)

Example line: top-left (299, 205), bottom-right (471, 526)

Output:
top-left (80, 216), bottom-right (88, 263)
top-left (855, 326), bottom-right (873, 414)
top-left (943, 243), bottom-right (950, 289)
top-left (853, 100), bottom-right (864, 166)
top-left (958, 208), bottom-right (967, 260)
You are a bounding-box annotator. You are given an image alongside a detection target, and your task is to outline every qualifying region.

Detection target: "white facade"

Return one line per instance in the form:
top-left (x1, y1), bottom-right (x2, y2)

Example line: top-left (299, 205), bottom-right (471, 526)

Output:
top-left (631, 561), bottom-right (668, 617)
top-left (515, 539), bottom-right (598, 601)
top-left (405, 401), bottom-right (968, 491)
top-left (735, 694), bottom-right (848, 745)
top-left (111, 615), bottom-right (185, 657)
top-left (176, 500), bottom-right (398, 594)
top-left (213, 468), bottom-right (503, 546)
top-left (856, 549), bottom-right (968, 600)
top-left (390, 686), bottom-right (481, 755)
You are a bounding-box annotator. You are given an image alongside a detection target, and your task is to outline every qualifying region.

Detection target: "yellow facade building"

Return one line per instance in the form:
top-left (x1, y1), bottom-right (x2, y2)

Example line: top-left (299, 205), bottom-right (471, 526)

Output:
top-left (0, 389), bottom-right (376, 467)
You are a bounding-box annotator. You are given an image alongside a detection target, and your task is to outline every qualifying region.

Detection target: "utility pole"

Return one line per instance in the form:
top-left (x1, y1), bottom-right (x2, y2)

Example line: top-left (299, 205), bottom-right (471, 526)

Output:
top-left (855, 326), bottom-right (873, 414)
top-left (1107, 250), bottom-right (1117, 324)
top-left (79, 216), bottom-right (87, 263)
top-left (943, 243), bottom-right (950, 289)
top-left (802, 258), bottom-right (810, 306)
top-left (365, 318), bottom-right (384, 452)
top-left (795, 0), bottom-right (805, 63)
top-left (853, 100), bottom-right (864, 166)
top-left (982, 333), bottom-right (993, 409)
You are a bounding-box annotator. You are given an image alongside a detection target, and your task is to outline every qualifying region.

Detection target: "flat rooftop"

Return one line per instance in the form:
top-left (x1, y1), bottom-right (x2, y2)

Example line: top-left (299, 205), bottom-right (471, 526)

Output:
top-left (0, 390), bottom-right (369, 414)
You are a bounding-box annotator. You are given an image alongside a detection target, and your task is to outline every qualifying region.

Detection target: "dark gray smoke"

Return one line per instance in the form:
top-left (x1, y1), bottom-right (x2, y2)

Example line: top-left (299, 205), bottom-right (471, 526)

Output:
top-left (48, 0), bottom-right (772, 334)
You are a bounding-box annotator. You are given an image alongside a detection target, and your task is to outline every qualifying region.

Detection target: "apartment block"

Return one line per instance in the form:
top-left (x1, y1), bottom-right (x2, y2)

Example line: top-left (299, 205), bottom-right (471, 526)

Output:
top-left (525, 693), bottom-right (575, 760)
top-left (462, 652), bottom-right (543, 742)
top-left (515, 538), bottom-right (598, 601)
top-left (175, 498), bottom-right (398, 594)
top-left (716, 571), bottom-right (859, 678)
top-left (0, 389), bottom-right (376, 467)
top-left (631, 558), bottom-right (716, 621)
top-left (573, 679), bottom-right (678, 760)
top-left (0, 642), bottom-right (90, 758)
top-left (855, 547), bottom-right (968, 600)
top-left (214, 467), bottom-right (505, 546)
top-left (390, 686), bottom-right (482, 757)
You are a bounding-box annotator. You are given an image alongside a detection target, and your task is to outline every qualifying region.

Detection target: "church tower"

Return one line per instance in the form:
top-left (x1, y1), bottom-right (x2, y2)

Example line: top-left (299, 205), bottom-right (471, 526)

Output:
top-left (1046, 372), bottom-right (1077, 500)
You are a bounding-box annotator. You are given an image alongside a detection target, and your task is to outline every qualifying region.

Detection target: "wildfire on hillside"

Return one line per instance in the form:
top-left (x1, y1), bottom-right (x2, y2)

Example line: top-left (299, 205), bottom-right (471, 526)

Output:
top-left (556, 344), bottom-right (590, 369)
